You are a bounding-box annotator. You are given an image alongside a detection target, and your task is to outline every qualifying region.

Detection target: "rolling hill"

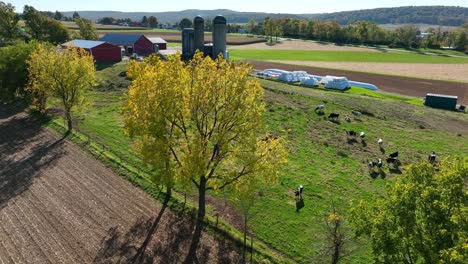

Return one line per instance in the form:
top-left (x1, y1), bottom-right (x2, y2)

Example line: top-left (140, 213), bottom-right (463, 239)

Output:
top-left (61, 6), bottom-right (468, 26)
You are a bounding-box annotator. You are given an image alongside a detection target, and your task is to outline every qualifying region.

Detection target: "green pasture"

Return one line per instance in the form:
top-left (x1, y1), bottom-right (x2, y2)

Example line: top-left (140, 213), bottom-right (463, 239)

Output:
top-left (47, 62), bottom-right (467, 263)
top-left (229, 50), bottom-right (468, 63)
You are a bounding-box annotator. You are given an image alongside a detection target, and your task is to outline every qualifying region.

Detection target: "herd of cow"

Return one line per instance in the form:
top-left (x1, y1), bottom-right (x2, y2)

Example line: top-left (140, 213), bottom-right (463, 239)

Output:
top-left (314, 104), bottom-right (437, 175)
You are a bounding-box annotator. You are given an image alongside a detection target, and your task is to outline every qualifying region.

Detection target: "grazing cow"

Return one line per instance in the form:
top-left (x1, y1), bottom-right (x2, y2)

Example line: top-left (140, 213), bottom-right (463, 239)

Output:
top-left (428, 151), bottom-right (436, 164)
top-left (387, 152), bottom-right (399, 166)
top-left (377, 158), bottom-right (383, 168)
top-left (295, 185), bottom-right (304, 198)
top-left (346, 130), bottom-right (357, 137)
top-left (352, 111), bottom-right (362, 116)
top-left (386, 157), bottom-right (398, 165)
top-left (328, 113), bottom-right (339, 120)
top-left (344, 116), bottom-right (351, 122)
top-left (314, 104), bottom-right (325, 112)
top-left (360, 132), bottom-right (365, 139)
top-left (368, 161), bottom-right (378, 171)
top-left (378, 138), bottom-right (383, 145)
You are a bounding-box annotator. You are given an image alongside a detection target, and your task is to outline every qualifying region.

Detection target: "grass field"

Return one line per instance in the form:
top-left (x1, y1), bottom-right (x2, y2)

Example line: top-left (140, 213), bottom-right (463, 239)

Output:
top-left (48, 62), bottom-right (467, 263)
top-left (229, 50), bottom-right (468, 63)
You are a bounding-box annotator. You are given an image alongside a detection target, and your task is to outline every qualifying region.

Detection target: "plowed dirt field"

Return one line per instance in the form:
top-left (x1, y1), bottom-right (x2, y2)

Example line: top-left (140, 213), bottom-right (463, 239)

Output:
top-left (0, 105), bottom-right (239, 263)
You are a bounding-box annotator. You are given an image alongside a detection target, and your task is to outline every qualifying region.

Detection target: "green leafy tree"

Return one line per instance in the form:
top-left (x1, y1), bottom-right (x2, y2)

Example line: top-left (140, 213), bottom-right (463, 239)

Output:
top-left (351, 157), bottom-right (468, 263)
top-left (23, 5), bottom-right (46, 40)
top-left (179, 17), bottom-right (192, 29)
top-left (141, 15), bottom-right (148, 27)
top-left (54, 10), bottom-right (63, 21)
top-left (148, 16), bottom-right (158, 28)
top-left (23, 5), bottom-right (69, 44)
top-left (28, 44), bottom-right (96, 131)
top-left (123, 52), bottom-right (287, 262)
top-left (43, 19), bottom-right (70, 44)
top-left (72, 11), bottom-right (80, 19)
top-left (75, 17), bottom-right (98, 40)
top-left (394, 25), bottom-right (418, 48)
top-left (246, 19), bottom-right (257, 34)
top-left (0, 1), bottom-right (20, 43)
top-left (99, 17), bottom-right (115, 25)
top-left (454, 31), bottom-right (467, 52)
top-left (0, 42), bottom-right (37, 101)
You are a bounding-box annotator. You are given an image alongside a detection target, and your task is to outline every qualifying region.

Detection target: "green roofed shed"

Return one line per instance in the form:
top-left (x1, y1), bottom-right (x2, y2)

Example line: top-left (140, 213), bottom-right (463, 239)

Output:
top-left (424, 93), bottom-right (457, 110)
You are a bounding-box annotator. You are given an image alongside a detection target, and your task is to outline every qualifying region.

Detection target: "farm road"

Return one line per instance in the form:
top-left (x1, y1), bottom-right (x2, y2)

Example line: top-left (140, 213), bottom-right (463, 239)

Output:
top-left (0, 105), bottom-right (239, 263)
top-left (249, 61), bottom-right (468, 104)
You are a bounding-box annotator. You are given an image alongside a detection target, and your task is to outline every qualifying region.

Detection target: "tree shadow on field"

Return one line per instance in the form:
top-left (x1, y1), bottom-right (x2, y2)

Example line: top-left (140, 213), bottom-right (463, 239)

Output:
top-left (93, 199), bottom-right (240, 264)
top-left (0, 105), bottom-right (66, 209)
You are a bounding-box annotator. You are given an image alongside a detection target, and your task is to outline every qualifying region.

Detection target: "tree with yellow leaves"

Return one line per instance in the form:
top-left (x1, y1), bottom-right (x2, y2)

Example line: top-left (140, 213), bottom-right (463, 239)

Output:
top-left (28, 44), bottom-right (96, 132)
top-left (123, 51), bottom-right (287, 262)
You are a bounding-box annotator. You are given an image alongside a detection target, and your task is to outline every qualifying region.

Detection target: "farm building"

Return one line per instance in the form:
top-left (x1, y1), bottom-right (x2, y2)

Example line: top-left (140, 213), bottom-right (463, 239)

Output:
top-left (424, 93), bottom-right (457, 110)
top-left (61, 39), bottom-right (122, 63)
top-left (148, 37), bottom-right (167, 52)
top-left (100, 34), bottom-right (153, 55)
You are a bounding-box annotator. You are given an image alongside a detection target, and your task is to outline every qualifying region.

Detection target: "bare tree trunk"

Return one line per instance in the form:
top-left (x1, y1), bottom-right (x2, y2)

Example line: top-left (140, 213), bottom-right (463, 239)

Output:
top-left (250, 235), bottom-right (253, 264)
top-left (65, 108), bottom-right (72, 133)
top-left (185, 176), bottom-right (206, 264)
top-left (242, 215), bottom-right (247, 264)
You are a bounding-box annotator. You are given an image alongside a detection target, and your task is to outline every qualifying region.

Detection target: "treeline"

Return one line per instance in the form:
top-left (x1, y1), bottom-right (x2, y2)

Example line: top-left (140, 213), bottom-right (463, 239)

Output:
top-left (307, 6), bottom-right (468, 26)
top-left (247, 18), bottom-right (468, 51)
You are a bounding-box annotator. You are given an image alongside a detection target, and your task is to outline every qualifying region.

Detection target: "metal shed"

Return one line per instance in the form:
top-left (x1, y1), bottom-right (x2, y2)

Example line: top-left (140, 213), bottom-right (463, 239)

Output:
top-left (148, 37), bottom-right (167, 52)
top-left (424, 93), bottom-right (457, 110)
top-left (100, 34), bottom-right (153, 56)
top-left (61, 39), bottom-right (122, 62)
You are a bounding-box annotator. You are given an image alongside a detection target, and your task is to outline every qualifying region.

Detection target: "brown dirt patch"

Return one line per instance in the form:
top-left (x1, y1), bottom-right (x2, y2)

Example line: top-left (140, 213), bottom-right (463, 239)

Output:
top-left (229, 40), bottom-right (378, 52)
top-left (274, 60), bottom-right (468, 83)
top-left (0, 106), bottom-right (240, 263)
top-left (248, 60), bottom-right (468, 104)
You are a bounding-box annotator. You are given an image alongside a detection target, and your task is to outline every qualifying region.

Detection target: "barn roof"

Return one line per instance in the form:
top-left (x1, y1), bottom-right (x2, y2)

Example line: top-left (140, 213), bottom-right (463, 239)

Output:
top-left (426, 93), bottom-right (458, 99)
top-left (62, 39), bottom-right (106, 49)
top-left (148, 37), bottom-right (167, 44)
top-left (100, 34), bottom-right (144, 45)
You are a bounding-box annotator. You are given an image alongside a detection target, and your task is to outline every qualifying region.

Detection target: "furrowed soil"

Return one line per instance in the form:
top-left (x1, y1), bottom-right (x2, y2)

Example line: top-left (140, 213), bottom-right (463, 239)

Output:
top-left (247, 60), bottom-right (468, 104)
top-left (0, 105), bottom-right (240, 263)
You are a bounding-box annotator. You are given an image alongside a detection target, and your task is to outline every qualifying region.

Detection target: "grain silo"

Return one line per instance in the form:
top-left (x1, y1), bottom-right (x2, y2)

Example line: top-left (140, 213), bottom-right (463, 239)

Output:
top-left (212, 15), bottom-right (227, 59)
top-left (182, 28), bottom-right (195, 59)
top-left (194, 16), bottom-right (204, 53)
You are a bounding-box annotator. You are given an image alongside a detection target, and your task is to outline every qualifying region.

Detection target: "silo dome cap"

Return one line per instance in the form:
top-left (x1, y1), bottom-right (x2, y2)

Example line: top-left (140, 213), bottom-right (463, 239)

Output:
top-left (194, 16), bottom-right (204, 22)
top-left (213, 15), bottom-right (227, 24)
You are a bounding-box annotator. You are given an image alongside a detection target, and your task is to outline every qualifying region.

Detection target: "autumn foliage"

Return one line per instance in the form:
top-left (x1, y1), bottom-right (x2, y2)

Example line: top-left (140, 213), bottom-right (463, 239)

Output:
top-left (123, 52), bottom-right (287, 260)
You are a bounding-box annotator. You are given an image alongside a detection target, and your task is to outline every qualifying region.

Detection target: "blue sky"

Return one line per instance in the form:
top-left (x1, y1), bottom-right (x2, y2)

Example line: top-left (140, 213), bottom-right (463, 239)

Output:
top-left (7, 0), bottom-right (468, 14)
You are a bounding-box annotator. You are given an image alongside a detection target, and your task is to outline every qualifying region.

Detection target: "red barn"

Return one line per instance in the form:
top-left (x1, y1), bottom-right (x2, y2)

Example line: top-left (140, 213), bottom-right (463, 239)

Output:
top-left (100, 34), bottom-right (154, 55)
top-left (61, 40), bottom-right (122, 62)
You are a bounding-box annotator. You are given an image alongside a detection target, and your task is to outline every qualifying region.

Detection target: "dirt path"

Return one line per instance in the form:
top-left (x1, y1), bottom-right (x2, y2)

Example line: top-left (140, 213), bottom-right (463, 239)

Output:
top-left (248, 60), bottom-right (468, 104)
top-left (0, 105), bottom-right (240, 263)
top-left (274, 60), bottom-right (468, 83)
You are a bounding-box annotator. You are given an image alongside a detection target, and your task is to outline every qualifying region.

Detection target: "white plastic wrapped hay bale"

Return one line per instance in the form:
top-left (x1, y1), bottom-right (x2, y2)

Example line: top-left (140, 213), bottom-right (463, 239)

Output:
top-left (300, 77), bottom-right (319, 86)
top-left (325, 77), bottom-right (350, 90)
top-left (348, 81), bottom-right (378, 90)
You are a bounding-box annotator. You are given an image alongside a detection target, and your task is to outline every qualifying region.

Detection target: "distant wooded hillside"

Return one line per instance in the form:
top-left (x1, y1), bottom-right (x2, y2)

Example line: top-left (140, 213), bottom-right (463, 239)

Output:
top-left (61, 9), bottom-right (305, 24)
top-left (303, 6), bottom-right (468, 26)
top-left (61, 6), bottom-right (468, 26)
